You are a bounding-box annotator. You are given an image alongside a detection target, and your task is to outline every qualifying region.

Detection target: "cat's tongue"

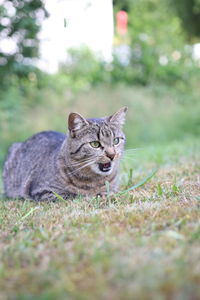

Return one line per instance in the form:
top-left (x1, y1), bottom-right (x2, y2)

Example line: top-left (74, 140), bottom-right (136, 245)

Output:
top-left (99, 162), bottom-right (111, 172)
top-left (103, 163), bottom-right (110, 169)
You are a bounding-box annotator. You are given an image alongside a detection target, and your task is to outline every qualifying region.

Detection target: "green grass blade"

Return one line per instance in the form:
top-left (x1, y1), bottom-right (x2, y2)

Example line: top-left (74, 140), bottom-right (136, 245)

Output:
top-left (117, 168), bottom-right (158, 196)
top-left (105, 180), bottom-right (111, 205)
top-left (18, 207), bottom-right (39, 223)
top-left (53, 192), bottom-right (67, 202)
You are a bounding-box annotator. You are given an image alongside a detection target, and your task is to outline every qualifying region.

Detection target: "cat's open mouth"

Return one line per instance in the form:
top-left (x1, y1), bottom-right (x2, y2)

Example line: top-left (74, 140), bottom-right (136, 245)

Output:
top-left (98, 162), bottom-right (111, 172)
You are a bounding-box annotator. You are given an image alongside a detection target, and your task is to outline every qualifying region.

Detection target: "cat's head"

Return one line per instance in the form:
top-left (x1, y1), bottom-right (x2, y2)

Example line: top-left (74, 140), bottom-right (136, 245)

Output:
top-left (67, 107), bottom-right (128, 176)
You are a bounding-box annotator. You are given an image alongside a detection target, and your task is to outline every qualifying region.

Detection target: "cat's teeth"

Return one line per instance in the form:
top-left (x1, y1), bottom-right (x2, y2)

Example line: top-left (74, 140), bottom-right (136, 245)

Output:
top-left (98, 162), bottom-right (112, 172)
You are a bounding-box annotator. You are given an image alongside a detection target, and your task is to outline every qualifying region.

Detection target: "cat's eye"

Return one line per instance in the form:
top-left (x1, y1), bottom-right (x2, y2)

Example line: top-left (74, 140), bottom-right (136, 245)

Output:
top-left (90, 141), bottom-right (101, 148)
top-left (113, 137), bottom-right (120, 145)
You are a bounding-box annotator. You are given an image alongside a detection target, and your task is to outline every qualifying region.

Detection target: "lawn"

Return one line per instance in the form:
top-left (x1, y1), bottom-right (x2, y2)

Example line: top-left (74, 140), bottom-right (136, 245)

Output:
top-left (1, 83), bottom-right (200, 299)
top-left (0, 135), bottom-right (199, 300)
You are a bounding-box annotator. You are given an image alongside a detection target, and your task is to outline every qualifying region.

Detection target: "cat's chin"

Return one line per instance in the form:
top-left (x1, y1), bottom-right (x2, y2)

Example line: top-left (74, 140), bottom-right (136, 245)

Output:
top-left (90, 163), bottom-right (113, 176)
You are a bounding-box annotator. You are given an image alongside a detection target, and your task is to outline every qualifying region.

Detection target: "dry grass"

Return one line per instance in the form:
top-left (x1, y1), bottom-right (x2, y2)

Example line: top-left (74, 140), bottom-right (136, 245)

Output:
top-left (0, 144), bottom-right (200, 300)
top-left (1, 73), bottom-right (200, 299)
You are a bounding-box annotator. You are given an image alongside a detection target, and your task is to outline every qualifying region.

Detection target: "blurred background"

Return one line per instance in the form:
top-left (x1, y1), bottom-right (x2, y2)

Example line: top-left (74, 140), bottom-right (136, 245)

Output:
top-left (0, 0), bottom-right (200, 173)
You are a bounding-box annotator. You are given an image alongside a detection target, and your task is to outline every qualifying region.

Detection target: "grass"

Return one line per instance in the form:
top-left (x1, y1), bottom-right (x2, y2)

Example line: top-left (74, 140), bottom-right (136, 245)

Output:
top-left (0, 137), bottom-right (200, 300)
top-left (0, 82), bottom-right (200, 299)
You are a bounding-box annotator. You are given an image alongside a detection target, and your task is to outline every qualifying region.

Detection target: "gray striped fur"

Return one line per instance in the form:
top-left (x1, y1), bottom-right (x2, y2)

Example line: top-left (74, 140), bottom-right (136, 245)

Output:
top-left (3, 107), bottom-right (127, 201)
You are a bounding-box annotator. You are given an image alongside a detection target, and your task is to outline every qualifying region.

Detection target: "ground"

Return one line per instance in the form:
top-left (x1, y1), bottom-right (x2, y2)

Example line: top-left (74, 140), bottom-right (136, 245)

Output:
top-left (0, 137), bottom-right (199, 300)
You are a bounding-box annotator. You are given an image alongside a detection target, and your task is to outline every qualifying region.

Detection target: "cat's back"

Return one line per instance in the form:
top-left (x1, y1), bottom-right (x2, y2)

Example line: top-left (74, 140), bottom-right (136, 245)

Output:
top-left (25, 130), bottom-right (65, 147)
top-left (5, 130), bottom-right (65, 162)
top-left (3, 131), bottom-right (66, 198)
top-left (21, 130), bottom-right (65, 153)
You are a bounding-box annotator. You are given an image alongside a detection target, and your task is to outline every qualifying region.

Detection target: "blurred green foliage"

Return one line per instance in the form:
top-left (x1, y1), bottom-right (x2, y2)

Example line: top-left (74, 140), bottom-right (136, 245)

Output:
top-left (0, 0), bottom-right (48, 89)
top-left (169, 0), bottom-right (200, 40)
top-left (59, 0), bottom-right (199, 86)
top-left (114, 0), bottom-right (200, 40)
top-left (1, 0), bottom-right (200, 167)
top-left (1, 81), bottom-right (200, 166)
top-left (125, 0), bottom-right (188, 85)
top-left (59, 48), bottom-right (107, 91)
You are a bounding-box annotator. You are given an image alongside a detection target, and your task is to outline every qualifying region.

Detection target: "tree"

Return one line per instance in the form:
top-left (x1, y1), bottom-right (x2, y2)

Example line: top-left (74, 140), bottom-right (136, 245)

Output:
top-left (113, 0), bottom-right (130, 12)
top-left (113, 0), bottom-right (200, 40)
top-left (0, 0), bottom-right (48, 87)
top-left (112, 0), bottom-right (191, 85)
top-left (169, 0), bottom-right (200, 40)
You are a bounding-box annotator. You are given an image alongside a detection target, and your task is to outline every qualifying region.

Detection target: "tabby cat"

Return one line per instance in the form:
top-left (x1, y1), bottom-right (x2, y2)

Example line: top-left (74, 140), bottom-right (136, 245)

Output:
top-left (3, 107), bottom-right (127, 200)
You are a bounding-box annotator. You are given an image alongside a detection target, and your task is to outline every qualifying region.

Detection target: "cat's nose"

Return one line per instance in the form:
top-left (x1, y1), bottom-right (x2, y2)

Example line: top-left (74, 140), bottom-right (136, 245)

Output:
top-left (105, 151), bottom-right (115, 161)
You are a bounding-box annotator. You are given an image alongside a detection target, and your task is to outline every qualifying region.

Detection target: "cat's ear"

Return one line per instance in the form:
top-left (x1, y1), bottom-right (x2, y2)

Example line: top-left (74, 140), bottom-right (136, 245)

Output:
top-left (68, 112), bottom-right (88, 137)
top-left (108, 106), bottom-right (128, 127)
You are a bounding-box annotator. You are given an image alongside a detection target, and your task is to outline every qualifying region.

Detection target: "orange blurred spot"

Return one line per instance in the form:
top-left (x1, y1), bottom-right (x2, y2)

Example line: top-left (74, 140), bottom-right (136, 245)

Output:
top-left (116, 11), bottom-right (128, 35)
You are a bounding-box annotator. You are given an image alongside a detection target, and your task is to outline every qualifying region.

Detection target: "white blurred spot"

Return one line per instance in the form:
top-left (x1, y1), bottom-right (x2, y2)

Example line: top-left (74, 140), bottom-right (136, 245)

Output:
top-left (0, 38), bottom-right (17, 55)
top-left (0, 17), bottom-right (10, 26)
top-left (193, 43), bottom-right (200, 60)
top-left (139, 33), bottom-right (148, 42)
top-left (172, 50), bottom-right (181, 61)
top-left (159, 55), bottom-right (168, 66)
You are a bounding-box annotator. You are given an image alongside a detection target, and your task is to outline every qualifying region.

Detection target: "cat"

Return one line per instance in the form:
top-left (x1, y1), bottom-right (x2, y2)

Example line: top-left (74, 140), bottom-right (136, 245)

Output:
top-left (3, 107), bottom-right (128, 201)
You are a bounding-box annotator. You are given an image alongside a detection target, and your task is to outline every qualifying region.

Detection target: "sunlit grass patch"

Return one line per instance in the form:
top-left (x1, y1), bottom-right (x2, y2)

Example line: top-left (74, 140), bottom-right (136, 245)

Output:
top-left (0, 82), bottom-right (200, 299)
top-left (0, 144), bottom-right (200, 299)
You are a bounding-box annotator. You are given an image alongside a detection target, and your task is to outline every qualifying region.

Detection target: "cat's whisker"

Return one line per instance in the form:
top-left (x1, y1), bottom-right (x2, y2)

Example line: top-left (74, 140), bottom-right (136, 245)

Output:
top-left (70, 156), bottom-right (94, 164)
top-left (71, 161), bottom-right (94, 174)
top-left (4, 107), bottom-right (128, 200)
top-left (70, 158), bottom-right (95, 167)
top-left (124, 148), bottom-right (143, 153)
top-left (122, 155), bottom-right (136, 159)
top-left (122, 156), bottom-right (137, 161)
top-left (123, 153), bottom-right (137, 156)
top-left (122, 152), bottom-right (142, 157)
top-left (121, 158), bottom-right (137, 163)
top-left (67, 160), bottom-right (95, 175)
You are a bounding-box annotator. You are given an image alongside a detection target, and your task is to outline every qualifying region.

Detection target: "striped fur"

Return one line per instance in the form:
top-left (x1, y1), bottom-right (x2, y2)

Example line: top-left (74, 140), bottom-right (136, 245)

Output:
top-left (3, 107), bottom-right (127, 201)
